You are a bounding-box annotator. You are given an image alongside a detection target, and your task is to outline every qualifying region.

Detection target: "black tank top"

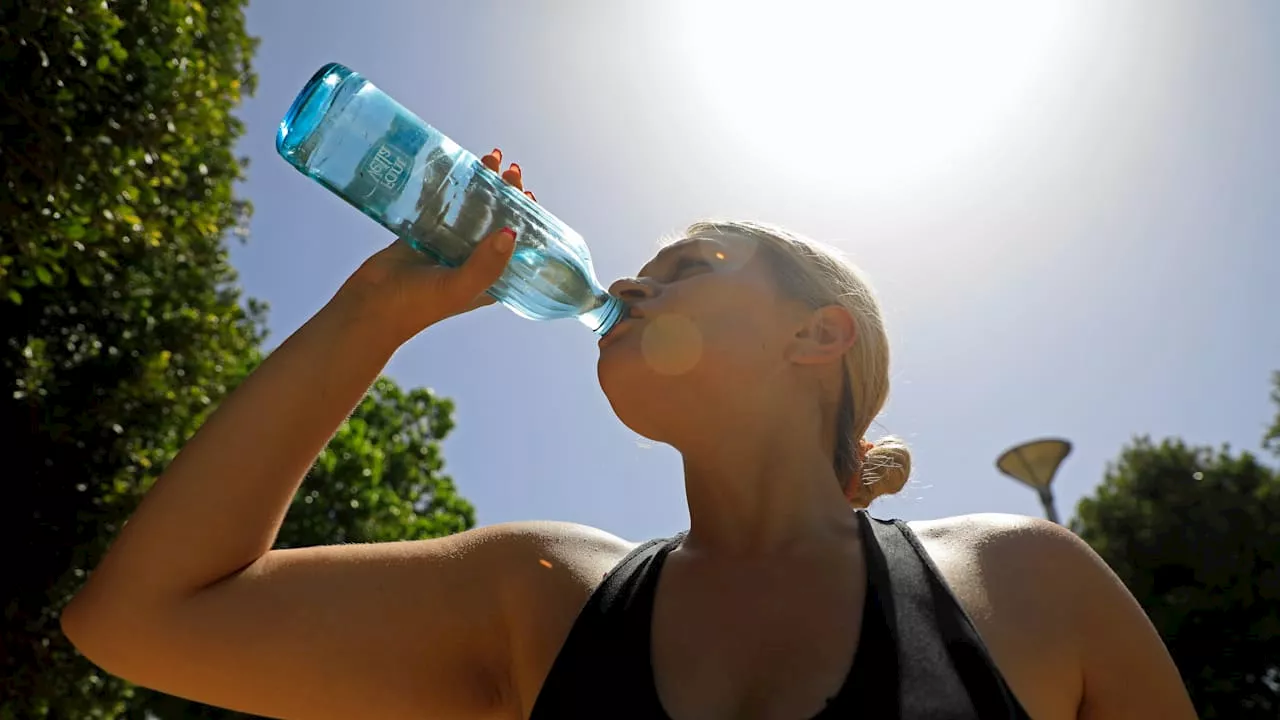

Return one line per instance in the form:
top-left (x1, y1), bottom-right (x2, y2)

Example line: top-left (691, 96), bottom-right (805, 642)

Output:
top-left (528, 511), bottom-right (1033, 719)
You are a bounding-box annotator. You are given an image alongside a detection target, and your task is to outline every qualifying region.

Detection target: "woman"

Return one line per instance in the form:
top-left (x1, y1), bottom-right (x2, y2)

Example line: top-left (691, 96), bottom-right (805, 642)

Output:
top-left (62, 152), bottom-right (1195, 719)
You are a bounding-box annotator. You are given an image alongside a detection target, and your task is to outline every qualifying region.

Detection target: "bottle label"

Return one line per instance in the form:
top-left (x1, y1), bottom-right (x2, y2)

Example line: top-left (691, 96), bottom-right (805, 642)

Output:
top-left (360, 143), bottom-right (412, 197)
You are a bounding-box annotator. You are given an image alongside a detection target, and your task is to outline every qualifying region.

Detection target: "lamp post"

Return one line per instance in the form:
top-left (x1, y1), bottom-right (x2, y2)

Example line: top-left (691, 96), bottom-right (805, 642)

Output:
top-left (995, 438), bottom-right (1072, 524)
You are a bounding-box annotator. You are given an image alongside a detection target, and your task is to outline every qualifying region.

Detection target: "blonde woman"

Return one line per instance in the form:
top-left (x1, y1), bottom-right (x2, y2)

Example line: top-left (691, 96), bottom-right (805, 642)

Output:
top-left (63, 152), bottom-right (1195, 719)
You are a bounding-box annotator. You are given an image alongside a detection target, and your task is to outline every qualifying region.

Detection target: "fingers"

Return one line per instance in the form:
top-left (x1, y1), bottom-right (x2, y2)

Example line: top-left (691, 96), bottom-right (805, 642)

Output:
top-left (503, 167), bottom-right (536, 202)
top-left (501, 163), bottom-right (523, 190)
top-left (481, 147), bottom-right (535, 200)
top-left (447, 227), bottom-right (517, 304)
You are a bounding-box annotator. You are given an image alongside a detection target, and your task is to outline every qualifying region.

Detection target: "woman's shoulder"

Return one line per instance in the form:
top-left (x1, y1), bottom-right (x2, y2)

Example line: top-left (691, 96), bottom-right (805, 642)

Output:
top-left (903, 512), bottom-right (1114, 611)
top-left (454, 520), bottom-right (637, 649)
top-left (903, 512), bottom-right (1099, 636)
top-left (903, 514), bottom-right (1094, 718)
top-left (484, 519), bottom-right (639, 553)
top-left (901, 512), bottom-right (1096, 595)
top-left (901, 513), bottom-right (1195, 718)
top-left (905, 512), bottom-right (1104, 587)
top-left (906, 511), bottom-right (1073, 548)
top-left (900, 512), bottom-right (1093, 619)
top-left (475, 519), bottom-right (638, 595)
top-left (481, 521), bottom-right (637, 715)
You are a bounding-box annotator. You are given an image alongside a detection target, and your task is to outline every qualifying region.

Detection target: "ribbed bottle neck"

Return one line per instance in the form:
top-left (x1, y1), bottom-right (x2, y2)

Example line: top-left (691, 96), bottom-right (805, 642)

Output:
top-left (580, 292), bottom-right (625, 337)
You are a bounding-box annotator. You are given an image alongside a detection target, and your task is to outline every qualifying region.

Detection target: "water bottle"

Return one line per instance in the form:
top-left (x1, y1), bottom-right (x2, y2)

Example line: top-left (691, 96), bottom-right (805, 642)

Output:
top-left (275, 63), bottom-right (625, 336)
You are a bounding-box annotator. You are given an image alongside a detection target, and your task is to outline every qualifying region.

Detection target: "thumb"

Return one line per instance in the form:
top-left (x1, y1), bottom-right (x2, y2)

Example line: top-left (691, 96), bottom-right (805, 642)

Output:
top-left (445, 227), bottom-right (517, 304)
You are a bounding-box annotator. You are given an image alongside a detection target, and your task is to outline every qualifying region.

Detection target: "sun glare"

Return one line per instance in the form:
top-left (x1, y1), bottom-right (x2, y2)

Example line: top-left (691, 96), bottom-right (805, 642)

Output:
top-left (673, 2), bottom-right (1079, 192)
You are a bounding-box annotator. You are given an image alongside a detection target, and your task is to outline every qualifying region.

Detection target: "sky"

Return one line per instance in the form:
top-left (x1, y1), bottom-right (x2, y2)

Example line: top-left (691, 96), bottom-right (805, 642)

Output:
top-left (231, 0), bottom-right (1280, 542)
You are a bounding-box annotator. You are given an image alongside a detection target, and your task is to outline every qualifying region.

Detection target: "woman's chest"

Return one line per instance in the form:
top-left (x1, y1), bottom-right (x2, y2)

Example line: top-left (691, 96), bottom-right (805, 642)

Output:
top-left (647, 554), bottom-right (867, 720)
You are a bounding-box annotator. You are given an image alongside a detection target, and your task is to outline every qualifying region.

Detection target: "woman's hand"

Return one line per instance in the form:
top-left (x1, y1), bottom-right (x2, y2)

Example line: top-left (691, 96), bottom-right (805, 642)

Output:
top-left (336, 149), bottom-right (536, 345)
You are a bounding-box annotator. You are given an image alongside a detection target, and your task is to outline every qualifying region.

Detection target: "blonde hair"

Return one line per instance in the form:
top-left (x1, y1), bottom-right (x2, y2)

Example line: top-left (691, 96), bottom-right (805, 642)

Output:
top-left (684, 220), bottom-right (911, 507)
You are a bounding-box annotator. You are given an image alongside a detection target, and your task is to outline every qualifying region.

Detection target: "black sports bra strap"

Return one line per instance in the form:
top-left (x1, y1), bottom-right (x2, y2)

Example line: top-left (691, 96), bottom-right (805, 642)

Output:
top-left (866, 515), bottom-right (1031, 719)
top-left (528, 535), bottom-right (676, 719)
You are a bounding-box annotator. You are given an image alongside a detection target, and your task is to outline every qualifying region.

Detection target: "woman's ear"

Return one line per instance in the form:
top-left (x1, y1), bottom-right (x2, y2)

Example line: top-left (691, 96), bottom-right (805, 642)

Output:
top-left (787, 304), bottom-right (857, 365)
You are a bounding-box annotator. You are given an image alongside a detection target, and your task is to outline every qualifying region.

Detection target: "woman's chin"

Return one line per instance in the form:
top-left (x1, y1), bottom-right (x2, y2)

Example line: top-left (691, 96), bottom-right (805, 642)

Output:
top-left (598, 353), bottom-right (683, 435)
top-left (596, 344), bottom-right (640, 397)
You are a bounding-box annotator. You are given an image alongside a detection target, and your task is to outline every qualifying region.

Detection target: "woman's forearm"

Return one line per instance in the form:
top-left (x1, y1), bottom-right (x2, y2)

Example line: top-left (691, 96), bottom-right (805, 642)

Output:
top-left (72, 290), bottom-right (402, 608)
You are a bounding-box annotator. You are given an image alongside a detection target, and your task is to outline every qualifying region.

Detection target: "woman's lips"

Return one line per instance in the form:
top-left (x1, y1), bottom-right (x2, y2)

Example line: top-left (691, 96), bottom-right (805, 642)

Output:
top-left (598, 308), bottom-right (644, 349)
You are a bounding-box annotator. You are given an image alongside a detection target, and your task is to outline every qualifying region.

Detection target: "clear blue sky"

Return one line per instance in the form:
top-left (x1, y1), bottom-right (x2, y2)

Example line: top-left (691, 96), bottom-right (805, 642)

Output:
top-left (231, 1), bottom-right (1280, 541)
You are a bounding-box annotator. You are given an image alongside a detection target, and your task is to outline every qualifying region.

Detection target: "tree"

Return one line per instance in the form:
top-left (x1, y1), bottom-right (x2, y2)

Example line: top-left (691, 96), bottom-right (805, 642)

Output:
top-left (279, 378), bottom-right (475, 548)
top-left (1072, 436), bottom-right (1280, 718)
top-left (1265, 371), bottom-right (1279, 457)
top-left (0, 3), bottom-right (475, 718)
top-left (1, 2), bottom-right (262, 716)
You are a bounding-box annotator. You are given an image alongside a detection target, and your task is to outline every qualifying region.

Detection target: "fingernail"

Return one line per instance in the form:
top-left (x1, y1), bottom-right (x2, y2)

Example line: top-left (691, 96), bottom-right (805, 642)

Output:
top-left (495, 227), bottom-right (516, 252)
top-left (491, 148), bottom-right (502, 159)
top-left (509, 163), bottom-right (521, 174)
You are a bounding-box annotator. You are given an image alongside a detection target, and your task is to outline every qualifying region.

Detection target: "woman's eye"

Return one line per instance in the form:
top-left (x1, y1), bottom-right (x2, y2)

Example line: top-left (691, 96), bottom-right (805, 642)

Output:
top-left (672, 258), bottom-right (710, 278)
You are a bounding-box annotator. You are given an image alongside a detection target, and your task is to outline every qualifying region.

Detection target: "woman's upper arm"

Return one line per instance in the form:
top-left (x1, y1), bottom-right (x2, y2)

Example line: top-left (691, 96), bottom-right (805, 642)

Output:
top-left (62, 522), bottom-right (547, 720)
top-left (1051, 524), bottom-right (1198, 719)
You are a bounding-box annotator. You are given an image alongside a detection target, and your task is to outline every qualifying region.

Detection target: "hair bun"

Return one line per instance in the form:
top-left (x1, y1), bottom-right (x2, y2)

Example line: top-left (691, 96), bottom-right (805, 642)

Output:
top-left (850, 436), bottom-right (911, 507)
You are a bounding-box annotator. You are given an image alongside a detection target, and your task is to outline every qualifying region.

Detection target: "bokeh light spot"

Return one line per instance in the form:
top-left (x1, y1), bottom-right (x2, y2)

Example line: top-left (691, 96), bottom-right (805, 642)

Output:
top-left (641, 313), bottom-right (704, 376)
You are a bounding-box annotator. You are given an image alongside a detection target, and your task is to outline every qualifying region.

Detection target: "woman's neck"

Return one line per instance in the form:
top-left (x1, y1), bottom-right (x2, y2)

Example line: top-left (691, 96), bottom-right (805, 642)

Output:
top-left (677, 411), bottom-right (859, 556)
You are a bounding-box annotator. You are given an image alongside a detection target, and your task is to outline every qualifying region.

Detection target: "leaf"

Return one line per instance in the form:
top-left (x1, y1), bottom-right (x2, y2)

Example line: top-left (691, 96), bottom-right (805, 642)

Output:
top-left (34, 265), bottom-right (54, 285)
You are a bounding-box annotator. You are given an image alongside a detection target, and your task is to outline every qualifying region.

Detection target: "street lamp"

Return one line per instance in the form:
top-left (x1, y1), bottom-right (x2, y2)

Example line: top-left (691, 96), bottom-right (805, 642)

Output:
top-left (996, 438), bottom-right (1072, 524)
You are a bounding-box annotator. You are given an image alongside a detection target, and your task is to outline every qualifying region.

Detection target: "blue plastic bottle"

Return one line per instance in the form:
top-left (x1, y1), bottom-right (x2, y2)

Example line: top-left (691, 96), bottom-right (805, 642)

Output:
top-left (276, 63), bottom-right (624, 336)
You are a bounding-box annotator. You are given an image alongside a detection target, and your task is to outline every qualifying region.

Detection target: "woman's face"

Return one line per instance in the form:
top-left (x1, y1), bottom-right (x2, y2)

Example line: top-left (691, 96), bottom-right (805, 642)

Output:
top-left (597, 232), bottom-right (809, 443)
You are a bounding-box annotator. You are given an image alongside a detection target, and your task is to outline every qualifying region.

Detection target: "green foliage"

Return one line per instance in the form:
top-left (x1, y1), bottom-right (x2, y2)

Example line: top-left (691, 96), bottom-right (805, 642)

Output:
top-left (1072, 437), bottom-right (1280, 719)
top-left (0, 0), bottom-right (258, 306)
top-left (0, 3), bottom-right (475, 718)
top-left (281, 378), bottom-right (475, 547)
top-left (1265, 371), bottom-right (1280, 457)
top-left (1, 2), bottom-right (262, 717)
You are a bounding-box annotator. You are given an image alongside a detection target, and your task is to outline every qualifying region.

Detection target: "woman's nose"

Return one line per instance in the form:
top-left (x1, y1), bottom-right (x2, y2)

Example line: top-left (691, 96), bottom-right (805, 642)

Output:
top-left (608, 276), bottom-right (657, 302)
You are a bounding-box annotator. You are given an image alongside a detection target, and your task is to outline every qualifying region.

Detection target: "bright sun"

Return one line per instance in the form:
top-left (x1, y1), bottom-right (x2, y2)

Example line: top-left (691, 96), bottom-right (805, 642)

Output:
top-left (672, 2), bottom-right (1079, 192)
